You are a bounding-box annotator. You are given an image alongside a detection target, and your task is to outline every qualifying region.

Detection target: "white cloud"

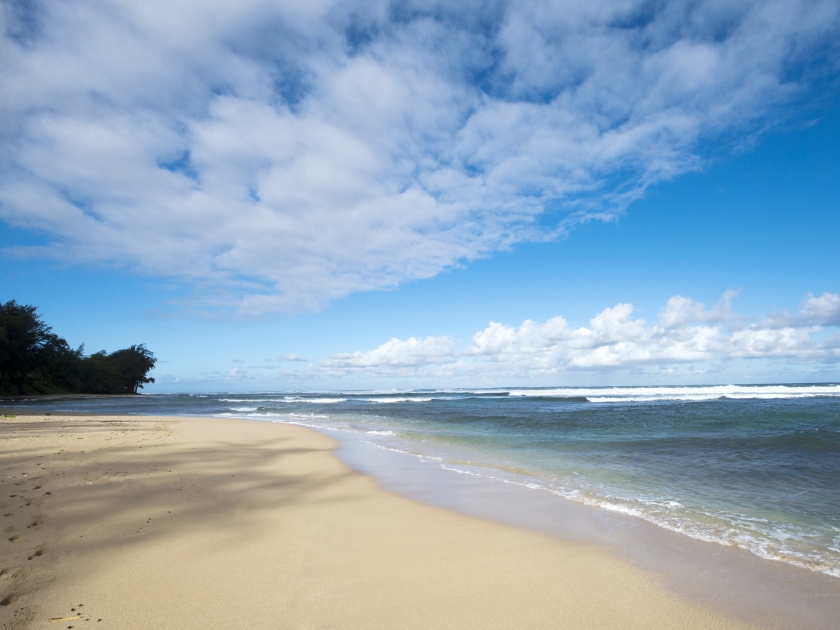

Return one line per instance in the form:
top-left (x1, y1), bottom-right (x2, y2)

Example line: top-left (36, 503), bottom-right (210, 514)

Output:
top-left (323, 292), bottom-right (840, 377)
top-left (800, 292), bottom-right (840, 326)
top-left (323, 335), bottom-right (455, 369)
top-left (1, 1), bottom-right (839, 312)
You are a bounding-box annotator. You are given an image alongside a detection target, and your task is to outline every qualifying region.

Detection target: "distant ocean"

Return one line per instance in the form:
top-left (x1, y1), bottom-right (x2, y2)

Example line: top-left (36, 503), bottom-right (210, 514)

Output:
top-left (9, 383), bottom-right (840, 578)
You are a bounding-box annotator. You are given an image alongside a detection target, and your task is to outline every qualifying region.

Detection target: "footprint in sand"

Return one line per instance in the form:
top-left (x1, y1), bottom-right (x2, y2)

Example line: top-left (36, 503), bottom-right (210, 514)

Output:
top-left (0, 593), bottom-right (18, 606)
top-left (8, 535), bottom-right (20, 542)
top-left (27, 548), bottom-right (44, 561)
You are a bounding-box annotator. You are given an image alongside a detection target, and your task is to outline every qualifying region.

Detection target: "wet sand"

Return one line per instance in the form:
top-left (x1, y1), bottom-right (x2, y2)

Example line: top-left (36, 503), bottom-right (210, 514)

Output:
top-left (0, 414), bottom-right (753, 629)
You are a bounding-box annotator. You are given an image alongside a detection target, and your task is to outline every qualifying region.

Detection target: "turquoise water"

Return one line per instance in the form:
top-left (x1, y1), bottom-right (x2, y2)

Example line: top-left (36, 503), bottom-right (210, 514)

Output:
top-left (9, 383), bottom-right (840, 577)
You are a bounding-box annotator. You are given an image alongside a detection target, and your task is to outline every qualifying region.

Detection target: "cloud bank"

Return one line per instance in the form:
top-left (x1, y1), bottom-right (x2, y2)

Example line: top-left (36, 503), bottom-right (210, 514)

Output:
top-left (320, 292), bottom-right (840, 379)
top-left (2, 1), bottom-right (839, 312)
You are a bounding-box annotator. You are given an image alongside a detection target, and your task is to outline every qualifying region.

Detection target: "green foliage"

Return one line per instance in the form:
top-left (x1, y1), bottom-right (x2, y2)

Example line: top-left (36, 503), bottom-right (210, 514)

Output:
top-left (0, 300), bottom-right (156, 396)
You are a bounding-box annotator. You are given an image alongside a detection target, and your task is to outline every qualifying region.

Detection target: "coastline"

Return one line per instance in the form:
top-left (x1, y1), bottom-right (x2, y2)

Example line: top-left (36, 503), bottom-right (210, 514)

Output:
top-left (0, 413), bottom-right (754, 629)
top-left (334, 429), bottom-right (840, 629)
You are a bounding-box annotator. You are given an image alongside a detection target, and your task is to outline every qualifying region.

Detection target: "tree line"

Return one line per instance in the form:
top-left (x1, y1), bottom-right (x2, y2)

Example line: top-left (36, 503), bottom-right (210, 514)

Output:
top-left (0, 300), bottom-right (157, 396)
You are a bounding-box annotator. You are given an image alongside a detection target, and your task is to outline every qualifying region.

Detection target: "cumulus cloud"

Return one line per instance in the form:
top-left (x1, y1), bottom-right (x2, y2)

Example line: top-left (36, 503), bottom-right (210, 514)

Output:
top-left (323, 292), bottom-right (840, 377)
top-left (323, 335), bottom-right (455, 371)
top-left (1, 1), bottom-right (839, 312)
top-left (800, 292), bottom-right (840, 326)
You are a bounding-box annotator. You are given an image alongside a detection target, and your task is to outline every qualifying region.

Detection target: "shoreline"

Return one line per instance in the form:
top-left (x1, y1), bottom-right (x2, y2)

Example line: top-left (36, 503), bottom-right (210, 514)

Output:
top-left (333, 428), bottom-right (840, 629)
top-left (0, 413), bottom-right (757, 629)
top-left (0, 395), bottom-right (144, 404)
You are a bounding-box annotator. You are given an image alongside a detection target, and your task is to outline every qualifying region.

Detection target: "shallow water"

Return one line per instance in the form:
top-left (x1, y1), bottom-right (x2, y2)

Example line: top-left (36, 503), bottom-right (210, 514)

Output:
top-left (7, 383), bottom-right (840, 579)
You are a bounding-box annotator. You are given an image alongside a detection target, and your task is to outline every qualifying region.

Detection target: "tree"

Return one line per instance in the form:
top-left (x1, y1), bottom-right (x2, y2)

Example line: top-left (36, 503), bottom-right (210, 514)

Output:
top-left (37, 340), bottom-right (85, 392)
top-left (0, 301), bottom-right (157, 396)
top-left (0, 300), bottom-right (61, 394)
top-left (106, 344), bottom-right (157, 393)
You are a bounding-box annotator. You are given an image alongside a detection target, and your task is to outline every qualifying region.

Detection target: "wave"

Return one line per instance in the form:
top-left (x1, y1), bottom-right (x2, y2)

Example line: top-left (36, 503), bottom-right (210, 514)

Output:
top-left (216, 411), bottom-right (330, 420)
top-left (503, 396), bottom-right (589, 403)
top-left (346, 390), bottom-right (510, 398)
top-left (360, 397), bottom-right (435, 403)
top-left (218, 385), bottom-right (840, 405)
top-left (219, 396), bottom-right (347, 403)
top-left (507, 384), bottom-right (840, 403)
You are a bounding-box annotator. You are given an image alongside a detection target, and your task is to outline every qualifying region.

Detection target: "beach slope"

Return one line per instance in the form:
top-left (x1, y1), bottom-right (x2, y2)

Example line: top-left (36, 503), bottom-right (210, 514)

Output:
top-left (0, 415), bottom-right (752, 629)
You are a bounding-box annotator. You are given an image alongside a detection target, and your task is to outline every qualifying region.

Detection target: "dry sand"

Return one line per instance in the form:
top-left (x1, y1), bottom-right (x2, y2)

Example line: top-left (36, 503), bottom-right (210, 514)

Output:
top-left (0, 414), bottom-right (755, 629)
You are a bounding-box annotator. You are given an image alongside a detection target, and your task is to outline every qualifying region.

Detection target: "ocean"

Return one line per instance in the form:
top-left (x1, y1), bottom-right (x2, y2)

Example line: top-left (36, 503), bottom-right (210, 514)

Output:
top-left (8, 383), bottom-right (840, 580)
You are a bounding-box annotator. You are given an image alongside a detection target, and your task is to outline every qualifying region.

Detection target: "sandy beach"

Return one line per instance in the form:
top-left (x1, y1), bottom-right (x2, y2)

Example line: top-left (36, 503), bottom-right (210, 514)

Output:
top-left (0, 414), bottom-right (754, 629)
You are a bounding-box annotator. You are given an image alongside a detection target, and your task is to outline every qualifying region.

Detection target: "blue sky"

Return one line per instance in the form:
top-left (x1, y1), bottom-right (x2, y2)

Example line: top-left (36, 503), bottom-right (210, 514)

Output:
top-left (2, 0), bottom-right (840, 390)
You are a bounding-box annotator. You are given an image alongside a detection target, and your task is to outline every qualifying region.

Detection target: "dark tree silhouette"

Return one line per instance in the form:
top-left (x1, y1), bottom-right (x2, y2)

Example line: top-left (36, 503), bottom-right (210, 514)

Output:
top-left (0, 300), bottom-right (156, 396)
top-left (106, 344), bottom-right (157, 393)
top-left (0, 300), bottom-right (62, 393)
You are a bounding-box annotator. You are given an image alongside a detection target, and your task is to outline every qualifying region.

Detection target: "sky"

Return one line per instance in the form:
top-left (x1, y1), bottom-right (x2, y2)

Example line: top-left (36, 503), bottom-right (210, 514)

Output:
top-left (2, 0), bottom-right (840, 391)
